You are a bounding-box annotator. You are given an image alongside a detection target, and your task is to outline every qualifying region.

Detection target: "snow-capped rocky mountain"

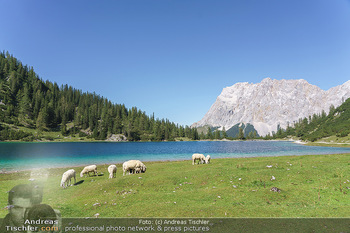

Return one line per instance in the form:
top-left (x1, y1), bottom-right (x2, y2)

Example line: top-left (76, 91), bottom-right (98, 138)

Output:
top-left (192, 78), bottom-right (350, 136)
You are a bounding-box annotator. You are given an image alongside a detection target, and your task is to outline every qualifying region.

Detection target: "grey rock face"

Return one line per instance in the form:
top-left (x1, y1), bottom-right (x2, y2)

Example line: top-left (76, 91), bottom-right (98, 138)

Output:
top-left (192, 78), bottom-right (350, 136)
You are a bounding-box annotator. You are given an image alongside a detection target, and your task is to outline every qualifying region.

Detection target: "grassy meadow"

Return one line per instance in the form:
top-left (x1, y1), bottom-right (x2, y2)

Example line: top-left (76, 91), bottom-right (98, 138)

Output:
top-left (0, 154), bottom-right (349, 218)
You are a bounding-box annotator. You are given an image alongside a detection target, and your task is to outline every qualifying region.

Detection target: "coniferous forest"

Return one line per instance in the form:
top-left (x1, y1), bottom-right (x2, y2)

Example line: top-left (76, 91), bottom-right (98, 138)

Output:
top-left (0, 51), bottom-right (200, 141)
top-left (269, 99), bottom-right (350, 142)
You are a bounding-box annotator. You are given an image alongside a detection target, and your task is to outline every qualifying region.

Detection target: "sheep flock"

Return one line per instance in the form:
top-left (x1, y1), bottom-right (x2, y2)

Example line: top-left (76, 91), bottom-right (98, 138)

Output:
top-left (60, 153), bottom-right (211, 188)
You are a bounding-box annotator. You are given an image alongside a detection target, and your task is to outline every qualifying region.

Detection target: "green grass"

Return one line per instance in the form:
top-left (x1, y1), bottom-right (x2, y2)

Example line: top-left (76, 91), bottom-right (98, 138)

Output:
top-left (1, 154), bottom-right (349, 218)
top-left (303, 135), bottom-right (350, 147)
top-left (1, 122), bottom-right (96, 142)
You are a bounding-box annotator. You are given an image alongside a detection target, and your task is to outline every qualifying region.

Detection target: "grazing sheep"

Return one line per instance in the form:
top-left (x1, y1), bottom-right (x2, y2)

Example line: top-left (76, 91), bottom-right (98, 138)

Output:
top-left (192, 153), bottom-right (205, 165)
top-left (108, 165), bottom-right (117, 179)
top-left (122, 160), bottom-right (138, 175)
top-left (134, 167), bottom-right (141, 174)
top-left (60, 169), bottom-right (76, 188)
top-left (134, 162), bottom-right (146, 174)
top-left (80, 165), bottom-right (97, 177)
top-left (205, 155), bottom-right (211, 164)
top-left (140, 162), bottom-right (147, 173)
top-left (123, 160), bottom-right (145, 175)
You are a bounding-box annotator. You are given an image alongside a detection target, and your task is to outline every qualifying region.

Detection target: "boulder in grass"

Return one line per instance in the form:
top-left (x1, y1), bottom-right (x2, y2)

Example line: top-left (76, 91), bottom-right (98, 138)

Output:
top-left (270, 187), bottom-right (281, 193)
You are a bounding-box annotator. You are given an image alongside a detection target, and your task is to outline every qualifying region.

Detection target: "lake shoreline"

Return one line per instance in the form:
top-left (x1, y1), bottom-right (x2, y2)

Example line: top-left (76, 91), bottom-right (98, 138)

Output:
top-left (2, 140), bottom-right (350, 173)
top-left (2, 138), bottom-right (349, 147)
top-left (2, 135), bottom-right (350, 149)
top-left (2, 152), bottom-right (350, 174)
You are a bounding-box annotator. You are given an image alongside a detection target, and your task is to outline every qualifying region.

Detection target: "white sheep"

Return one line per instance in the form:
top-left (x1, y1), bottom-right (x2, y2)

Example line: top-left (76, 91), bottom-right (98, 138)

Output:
top-left (205, 155), bottom-right (211, 164)
top-left (192, 153), bottom-right (205, 165)
top-left (80, 165), bottom-right (97, 177)
top-left (108, 165), bottom-right (117, 179)
top-left (134, 167), bottom-right (141, 174)
top-left (123, 160), bottom-right (145, 175)
top-left (123, 160), bottom-right (137, 175)
top-left (140, 162), bottom-right (146, 173)
top-left (134, 162), bottom-right (146, 174)
top-left (60, 169), bottom-right (76, 188)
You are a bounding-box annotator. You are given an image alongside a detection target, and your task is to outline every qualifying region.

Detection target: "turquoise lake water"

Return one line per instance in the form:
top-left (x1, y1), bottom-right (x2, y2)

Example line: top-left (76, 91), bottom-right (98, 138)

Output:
top-left (0, 141), bottom-right (350, 171)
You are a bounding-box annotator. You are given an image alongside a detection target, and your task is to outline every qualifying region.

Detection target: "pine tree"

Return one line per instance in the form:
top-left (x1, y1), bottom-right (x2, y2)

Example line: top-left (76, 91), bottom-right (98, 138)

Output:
top-left (36, 110), bottom-right (46, 132)
top-left (61, 115), bottom-right (68, 136)
top-left (247, 131), bottom-right (253, 139)
top-left (192, 128), bottom-right (199, 140)
top-left (206, 127), bottom-right (213, 140)
top-left (238, 127), bottom-right (245, 140)
top-left (19, 84), bottom-right (33, 120)
top-left (214, 130), bottom-right (221, 140)
top-left (222, 127), bottom-right (227, 138)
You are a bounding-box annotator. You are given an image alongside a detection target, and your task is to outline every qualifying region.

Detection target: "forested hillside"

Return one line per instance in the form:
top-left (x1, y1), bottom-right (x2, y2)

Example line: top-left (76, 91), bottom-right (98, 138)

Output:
top-left (269, 98), bottom-right (350, 142)
top-left (0, 51), bottom-right (199, 141)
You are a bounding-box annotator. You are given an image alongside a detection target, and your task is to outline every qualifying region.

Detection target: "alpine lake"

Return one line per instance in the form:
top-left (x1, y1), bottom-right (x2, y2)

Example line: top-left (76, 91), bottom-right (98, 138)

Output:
top-left (1, 140), bottom-right (350, 171)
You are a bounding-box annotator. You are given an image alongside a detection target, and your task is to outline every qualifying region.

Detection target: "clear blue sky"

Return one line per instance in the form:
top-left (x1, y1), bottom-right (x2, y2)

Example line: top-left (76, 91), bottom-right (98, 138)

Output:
top-left (1, 0), bottom-right (350, 126)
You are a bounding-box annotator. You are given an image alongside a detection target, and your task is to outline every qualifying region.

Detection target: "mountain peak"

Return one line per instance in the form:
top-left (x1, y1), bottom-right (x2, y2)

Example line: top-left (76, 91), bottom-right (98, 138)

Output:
top-left (261, 77), bottom-right (273, 83)
top-left (192, 78), bottom-right (350, 136)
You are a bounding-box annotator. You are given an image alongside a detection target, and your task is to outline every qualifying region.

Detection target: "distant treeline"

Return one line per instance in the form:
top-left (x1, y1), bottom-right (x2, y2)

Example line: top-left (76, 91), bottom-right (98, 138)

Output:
top-left (0, 51), bottom-right (200, 141)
